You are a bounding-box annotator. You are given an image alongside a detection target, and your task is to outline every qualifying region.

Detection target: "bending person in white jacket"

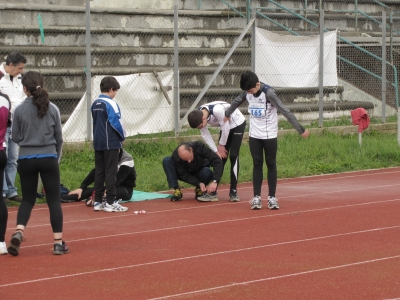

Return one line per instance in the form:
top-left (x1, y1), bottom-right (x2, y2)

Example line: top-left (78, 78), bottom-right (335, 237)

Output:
top-left (188, 101), bottom-right (246, 202)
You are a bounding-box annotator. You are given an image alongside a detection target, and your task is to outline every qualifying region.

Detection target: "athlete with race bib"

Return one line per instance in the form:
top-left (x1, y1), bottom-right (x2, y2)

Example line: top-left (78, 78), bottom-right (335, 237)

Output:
top-left (188, 101), bottom-right (246, 202)
top-left (224, 71), bottom-right (310, 210)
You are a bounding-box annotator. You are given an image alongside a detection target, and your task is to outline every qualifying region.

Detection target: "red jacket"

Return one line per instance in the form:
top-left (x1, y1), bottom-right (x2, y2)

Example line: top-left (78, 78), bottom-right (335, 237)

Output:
top-left (351, 108), bottom-right (370, 133)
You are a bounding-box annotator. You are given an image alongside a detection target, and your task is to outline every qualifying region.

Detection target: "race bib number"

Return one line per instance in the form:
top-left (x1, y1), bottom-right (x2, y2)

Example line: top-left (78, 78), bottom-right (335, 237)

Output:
top-left (248, 104), bottom-right (266, 118)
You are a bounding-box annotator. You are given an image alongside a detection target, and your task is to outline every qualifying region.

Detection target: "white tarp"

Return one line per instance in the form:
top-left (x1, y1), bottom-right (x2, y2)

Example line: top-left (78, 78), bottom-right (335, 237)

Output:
top-left (62, 70), bottom-right (174, 143)
top-left (255, 28), bottom-right (338, 87)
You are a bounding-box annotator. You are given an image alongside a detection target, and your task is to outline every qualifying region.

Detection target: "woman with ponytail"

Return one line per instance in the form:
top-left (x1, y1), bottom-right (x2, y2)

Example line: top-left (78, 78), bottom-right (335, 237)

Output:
top-left (7, 71), bottom-right (68, 256)
top-left (0, 90), bottom-right (10, 254)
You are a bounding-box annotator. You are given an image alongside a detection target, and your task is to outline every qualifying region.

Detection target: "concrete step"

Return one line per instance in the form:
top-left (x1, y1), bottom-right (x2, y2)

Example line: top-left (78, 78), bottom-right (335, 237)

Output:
top-left (2, 46), bottom-right (250, 70)
top-left (50, 86), bottom-right (345, 116)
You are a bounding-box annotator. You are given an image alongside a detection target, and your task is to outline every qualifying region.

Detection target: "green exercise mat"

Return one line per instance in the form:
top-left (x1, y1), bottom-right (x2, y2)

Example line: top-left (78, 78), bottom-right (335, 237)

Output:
top-left (121, 190), bottom-right (171, 202)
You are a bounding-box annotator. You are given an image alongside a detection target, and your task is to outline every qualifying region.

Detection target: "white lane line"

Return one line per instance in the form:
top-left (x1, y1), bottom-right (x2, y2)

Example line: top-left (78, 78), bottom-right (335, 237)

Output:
top-left (7, 190), bottom-right (400, 232)
top-left (1, 225), bottom-right (399, 288)
top-left (149, 254), bottom-right (400, 300)
top-left (7, 167), bottom-right (400, 214)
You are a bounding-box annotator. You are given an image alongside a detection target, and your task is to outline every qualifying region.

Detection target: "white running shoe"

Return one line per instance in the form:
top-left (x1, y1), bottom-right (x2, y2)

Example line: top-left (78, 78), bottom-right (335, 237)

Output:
top-left (0, 241), bottom-right (7, 255)
top-left (103, 201), bottom-right (128, 212)
top-left (93, 201), bottom-right (104, 211)
top-left (249, 196), bottom-right (262, 210)
top-left (267, 196), bottom-right (279, 209)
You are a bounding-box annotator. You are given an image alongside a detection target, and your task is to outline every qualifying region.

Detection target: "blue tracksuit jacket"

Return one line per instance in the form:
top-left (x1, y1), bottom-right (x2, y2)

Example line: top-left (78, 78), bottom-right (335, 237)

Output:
top-left (91, 94), bottom-right (125, 151)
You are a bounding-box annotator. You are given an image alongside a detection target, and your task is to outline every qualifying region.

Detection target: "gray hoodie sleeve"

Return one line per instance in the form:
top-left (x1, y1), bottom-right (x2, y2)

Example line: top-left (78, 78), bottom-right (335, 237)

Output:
top-left (224, 91), bottom-right (247, 117)
top-left (51, 103), bottom-right (63, 161)
top-left (266, 88), bottom-right (305, 135)
top-left (11, 107), bottom-right (21, 144)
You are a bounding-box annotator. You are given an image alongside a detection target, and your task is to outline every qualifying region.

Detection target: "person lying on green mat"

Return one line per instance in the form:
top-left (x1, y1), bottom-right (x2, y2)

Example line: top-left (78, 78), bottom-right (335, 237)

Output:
top-left (61, 149), bottom-right (136, 204)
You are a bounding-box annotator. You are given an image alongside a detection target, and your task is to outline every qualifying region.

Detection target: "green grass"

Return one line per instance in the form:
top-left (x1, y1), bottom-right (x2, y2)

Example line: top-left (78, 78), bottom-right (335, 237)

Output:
top-left (63, 130), bottom-right (400, 192)
top-left (7, 124), bottom-right (400, 207)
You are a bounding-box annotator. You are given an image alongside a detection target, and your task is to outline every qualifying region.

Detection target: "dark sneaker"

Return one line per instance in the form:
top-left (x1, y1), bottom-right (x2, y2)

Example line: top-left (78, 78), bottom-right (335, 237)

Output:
top-left (7, 231), bottom-right (24, 256)
top-left (171, 189), bottom-right (183, 202)
top-left (3, 197), bottom-right (9, 203)
top-left (54, 241), bottom-right (69, 255)
top-left (229, 190), bottom-right (240, 202)
top-left (194, 187), bottom-right (204, 200)
top-left (8, 195), bottom-right (22, 202)
top-left (197, 193), bottom-right (218, 202)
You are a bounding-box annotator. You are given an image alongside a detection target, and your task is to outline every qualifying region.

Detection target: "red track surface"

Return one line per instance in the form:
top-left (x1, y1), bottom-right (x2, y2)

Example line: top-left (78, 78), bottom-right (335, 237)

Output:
top-left (1, 168), bottom-right (400, 299)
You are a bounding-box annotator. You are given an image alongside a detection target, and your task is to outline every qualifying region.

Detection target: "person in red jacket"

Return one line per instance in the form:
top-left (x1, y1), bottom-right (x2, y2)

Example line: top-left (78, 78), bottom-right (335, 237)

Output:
top-left (0, 90), bottom-right (11, 254)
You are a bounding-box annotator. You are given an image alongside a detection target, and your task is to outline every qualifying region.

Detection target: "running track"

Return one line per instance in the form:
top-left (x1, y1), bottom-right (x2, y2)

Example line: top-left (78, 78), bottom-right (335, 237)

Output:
top-left (1, 168), bottom-right (400, 299)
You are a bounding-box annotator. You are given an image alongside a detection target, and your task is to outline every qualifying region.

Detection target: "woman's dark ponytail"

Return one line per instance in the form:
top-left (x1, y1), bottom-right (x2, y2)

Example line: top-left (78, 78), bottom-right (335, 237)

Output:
top-left (21, 71), bottom-right (49, 118)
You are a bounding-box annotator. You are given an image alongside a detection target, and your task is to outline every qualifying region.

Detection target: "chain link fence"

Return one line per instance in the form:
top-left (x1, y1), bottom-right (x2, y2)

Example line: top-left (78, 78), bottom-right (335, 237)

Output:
top-left (252, 0), bottom-right (400, 125)
top-left (0, 8), bottom-right (87, 120)
top-left (1, 0), bottom-right (399, 143)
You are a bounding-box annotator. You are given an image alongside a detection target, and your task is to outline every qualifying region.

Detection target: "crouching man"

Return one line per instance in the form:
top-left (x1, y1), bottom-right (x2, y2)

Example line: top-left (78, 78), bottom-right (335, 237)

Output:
top-left (162, 141), bottom-right (223, 202)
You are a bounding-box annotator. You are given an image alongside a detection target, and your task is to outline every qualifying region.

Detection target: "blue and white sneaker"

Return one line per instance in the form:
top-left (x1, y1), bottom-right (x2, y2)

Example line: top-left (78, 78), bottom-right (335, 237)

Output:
top-left (250, 196), bottom-right (262, 210)
top-left (93, 201), bottom-right (104, 211)
top-left (267, 196), bottom-right (279, 209)
top-left (103, 200), bottom-right (128, 212)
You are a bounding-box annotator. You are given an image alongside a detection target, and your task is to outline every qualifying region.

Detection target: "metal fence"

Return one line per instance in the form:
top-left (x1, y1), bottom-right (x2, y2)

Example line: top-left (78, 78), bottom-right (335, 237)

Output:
top-left (0, 0), bottom-right (399, 143)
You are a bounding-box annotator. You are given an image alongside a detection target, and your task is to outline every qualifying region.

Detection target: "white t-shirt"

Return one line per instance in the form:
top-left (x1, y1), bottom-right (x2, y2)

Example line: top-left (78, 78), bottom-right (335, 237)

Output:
top-left (198, 101), bottom-right (245, 152)
top-left (246, 91), bottom-right (278, 139)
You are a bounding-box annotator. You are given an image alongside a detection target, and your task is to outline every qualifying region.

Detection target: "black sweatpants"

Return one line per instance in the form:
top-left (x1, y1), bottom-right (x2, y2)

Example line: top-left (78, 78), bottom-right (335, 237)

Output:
top-left (219, 120), bottom-right (246, 192)
top-left (249, 137), bottom-right (278, 197)
top-left (17, 157), bottom-right (63, 233)
top-left (94, 149), bottom-right (119, 205)
top-left (0, 150), bottom-right (7, 242)
top-left (61, 185), bottom-right (133, 202)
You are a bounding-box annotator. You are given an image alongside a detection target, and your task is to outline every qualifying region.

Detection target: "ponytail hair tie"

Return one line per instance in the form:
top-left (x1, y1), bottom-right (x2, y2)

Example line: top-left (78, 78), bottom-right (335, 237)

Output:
top-left (36, 86), bottom-right (41, 89)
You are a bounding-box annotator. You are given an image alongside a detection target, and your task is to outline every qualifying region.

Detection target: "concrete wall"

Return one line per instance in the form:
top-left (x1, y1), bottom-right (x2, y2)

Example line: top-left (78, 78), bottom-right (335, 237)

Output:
top-left (5, 0), bottom-right (399, 12)
top-left (90, 0), bottom-right (174, 9)
top-left (3, 0), bottom-right (86, 6)
top-left (90, 0), bottom-right (243, 10)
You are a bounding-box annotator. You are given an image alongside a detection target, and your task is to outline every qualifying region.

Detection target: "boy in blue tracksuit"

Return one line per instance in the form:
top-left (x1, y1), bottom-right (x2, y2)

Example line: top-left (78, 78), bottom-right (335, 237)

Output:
top-left (91, 76), bottom-right (128, 213)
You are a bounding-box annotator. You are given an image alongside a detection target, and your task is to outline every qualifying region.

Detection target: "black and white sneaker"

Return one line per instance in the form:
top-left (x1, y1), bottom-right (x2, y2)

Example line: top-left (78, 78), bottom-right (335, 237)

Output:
top-left (249, 196), bottom-right (262, 210)
top-left (267, 196), bottom-right (279, 209)
top-left (229, 190), bottom-right (240, 202)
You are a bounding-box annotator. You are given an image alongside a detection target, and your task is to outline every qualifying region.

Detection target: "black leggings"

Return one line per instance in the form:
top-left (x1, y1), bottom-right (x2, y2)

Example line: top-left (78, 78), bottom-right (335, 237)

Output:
top-left (249, 137), bottom-right (277, 197)
top-left (0, 150), bottom-right (7, 242)
top-left (220, 121), bottom-right (246, 191)
top-left (61, 185), bottom-right (133, 201)
top-left (17, 157), bottom-right (63, 233)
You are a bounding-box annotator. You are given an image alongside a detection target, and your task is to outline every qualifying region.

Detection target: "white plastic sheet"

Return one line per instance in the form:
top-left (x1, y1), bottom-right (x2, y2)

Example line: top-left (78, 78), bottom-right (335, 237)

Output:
top-left (255, 28), bottom-right (338, 87)
top-left (62, 70), bottom-right (174, 143)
